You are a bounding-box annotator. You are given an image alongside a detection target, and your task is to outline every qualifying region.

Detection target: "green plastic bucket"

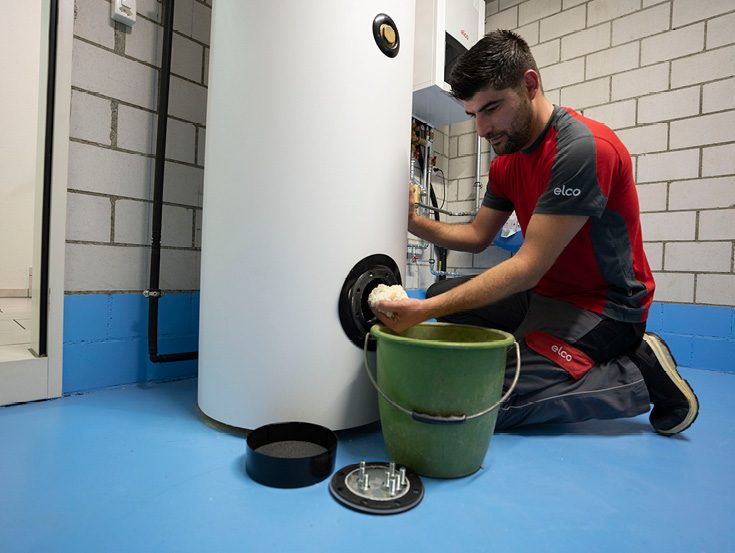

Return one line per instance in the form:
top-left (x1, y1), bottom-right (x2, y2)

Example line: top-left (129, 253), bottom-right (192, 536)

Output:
top-left (366, 322), bottom-right (519, 478)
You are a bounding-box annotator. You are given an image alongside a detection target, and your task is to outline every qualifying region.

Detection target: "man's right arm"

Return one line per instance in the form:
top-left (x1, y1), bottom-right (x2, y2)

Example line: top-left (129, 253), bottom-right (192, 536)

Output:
top-left (408, 202), bottom-right (511, 254)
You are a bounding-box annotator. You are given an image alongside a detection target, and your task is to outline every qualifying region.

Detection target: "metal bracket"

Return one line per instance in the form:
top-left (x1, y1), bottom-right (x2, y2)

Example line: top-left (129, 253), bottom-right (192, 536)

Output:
top-left (143, 290), bottom-right (164, 298)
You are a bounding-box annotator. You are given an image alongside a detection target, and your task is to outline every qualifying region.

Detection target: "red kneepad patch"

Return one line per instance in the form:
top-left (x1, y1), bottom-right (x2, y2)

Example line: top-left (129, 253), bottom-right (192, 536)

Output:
top-left (524, 330), bottom-right (595, 379)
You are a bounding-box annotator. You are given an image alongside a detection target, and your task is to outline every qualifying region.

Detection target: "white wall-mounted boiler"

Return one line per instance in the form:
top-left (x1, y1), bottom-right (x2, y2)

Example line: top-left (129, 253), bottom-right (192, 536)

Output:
top-left (412, 0), bottom-right (485, 128)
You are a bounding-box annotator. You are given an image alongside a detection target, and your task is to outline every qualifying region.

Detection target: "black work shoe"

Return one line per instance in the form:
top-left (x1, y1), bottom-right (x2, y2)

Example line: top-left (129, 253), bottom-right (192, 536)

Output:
top-left (634, 332), bottom-right (699, 436)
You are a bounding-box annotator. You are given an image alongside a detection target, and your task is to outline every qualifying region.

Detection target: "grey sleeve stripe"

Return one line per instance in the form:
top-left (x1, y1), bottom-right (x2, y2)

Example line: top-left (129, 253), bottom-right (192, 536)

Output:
top-left (482, 181), bottom-right (514, 211)
top-left (534, 113), bottom-right (608, 217)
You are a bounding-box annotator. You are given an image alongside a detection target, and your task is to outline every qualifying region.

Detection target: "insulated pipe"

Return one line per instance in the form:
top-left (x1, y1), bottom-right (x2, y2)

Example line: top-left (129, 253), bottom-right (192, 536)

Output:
top-left (416, 202), bottom-right (476, 217)
top-left (475, 134), bottom-right (483, 211)
top-left (146, 0), bottom-right (197, 364)
top-left (422, 135), bottom-right (447, 279)
top-left (411, 259), bottom-right (476, 278)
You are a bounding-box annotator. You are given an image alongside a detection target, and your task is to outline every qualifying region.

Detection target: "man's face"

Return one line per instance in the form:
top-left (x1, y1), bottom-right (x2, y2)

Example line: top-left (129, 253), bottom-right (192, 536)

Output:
top-left (463, 85), bottom-right (533, 155)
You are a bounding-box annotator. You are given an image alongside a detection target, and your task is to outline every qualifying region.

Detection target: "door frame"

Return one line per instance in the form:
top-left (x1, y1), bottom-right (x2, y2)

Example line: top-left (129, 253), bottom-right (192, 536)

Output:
top-left (0, 0), bottom-right (71, 406)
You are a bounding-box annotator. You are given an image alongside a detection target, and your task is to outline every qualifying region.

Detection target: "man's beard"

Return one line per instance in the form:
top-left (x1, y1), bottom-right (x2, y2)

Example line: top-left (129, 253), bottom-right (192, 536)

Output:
top-left (488, 97), bottom-right (533, 155)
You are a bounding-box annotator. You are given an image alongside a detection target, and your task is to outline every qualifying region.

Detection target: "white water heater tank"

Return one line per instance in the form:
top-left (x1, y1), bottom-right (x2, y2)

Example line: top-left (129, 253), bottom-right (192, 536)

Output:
top-left (198, 1), bottom-right (416, 430)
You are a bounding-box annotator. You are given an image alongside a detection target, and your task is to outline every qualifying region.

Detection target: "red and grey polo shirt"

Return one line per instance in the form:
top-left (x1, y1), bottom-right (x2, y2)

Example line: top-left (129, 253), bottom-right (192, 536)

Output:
top-left (484, 105), bottom-right (654, 323)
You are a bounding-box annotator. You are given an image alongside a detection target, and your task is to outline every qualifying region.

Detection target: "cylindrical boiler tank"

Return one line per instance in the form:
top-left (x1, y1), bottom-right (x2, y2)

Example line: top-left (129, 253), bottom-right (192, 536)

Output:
top-left (198, 1), bottom-right (416, 430)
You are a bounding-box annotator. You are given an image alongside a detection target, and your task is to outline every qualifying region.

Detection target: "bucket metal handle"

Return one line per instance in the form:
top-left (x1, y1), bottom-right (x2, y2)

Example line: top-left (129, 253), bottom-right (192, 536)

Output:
top-left (363, 333), bottom-right (521, 425)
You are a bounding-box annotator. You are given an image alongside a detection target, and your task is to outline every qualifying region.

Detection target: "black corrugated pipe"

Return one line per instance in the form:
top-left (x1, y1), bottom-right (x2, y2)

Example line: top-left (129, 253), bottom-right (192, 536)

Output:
top-left (146, 0), bottom-right (198, 363)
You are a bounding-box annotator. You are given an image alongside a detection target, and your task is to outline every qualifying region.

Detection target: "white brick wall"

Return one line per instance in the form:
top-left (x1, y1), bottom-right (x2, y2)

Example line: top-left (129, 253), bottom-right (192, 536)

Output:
top-left (162, 205), bottom-right (196, 248)
top-left (637, 150), bottom-right (700, 183)
top-left (616, 124), bottom-right (668, 155)
top-left (612, 4), bottom-right (671, 45)
top-left (114, 199), bottom-right (150, 245)
top-left (124, 15), bottom-right (161, 66)
top-left (561, 77), bottom-right (610, 109)
top-left (664, 242), bottom-right (732, 272)
top-left (611, 63), bottom-right (669, 101)
top-left (637, 87), bottom-right (701, 124)
top-left (670, 111), bottom-right (735, 149)
top-left (671, 46), bottom-right (735, 88)
top-left (64, 0), bottom-right (735, 306)
top-left (640, 23), bottom-right (704, 66)
top-left (65, 243), bottom-right (148, 292)
top-left (72, 0), bottom-right (115, 49)
top-left (672, 0), bottom-right (734, 27)
top-left (72, 40), bottom-right (157, 110)
top-left (172, 34), bottom-right (205, 83)
top-left (165, 119), bottom-right (197, 164)
top-left (66, 0), bottom-right (210, 293)
top-left (515, 22), bottom-right (539, 45)
top-left (492, 6), bottom-right (520, 30)
top-left (587, 0), bottom-right (641, 26)
top-left (699, 209), bottom-right (735, 241)
top-left (703, 77), bottom-right (735, 113)
top-left (636, 183), bottom-right (668, 212)
top-left (652, 272), bottom-right (694, 303)
top-left (66, 193), bottom-right (112, 243)
top-left (539, 58), bottom-right (584, 91)
top-left (643, 242), bottom-right (663, 271)
top-left (532, 40), bottom-right (561, 68)
top-left (162, 162), bottom-right (204, 207)
top-left (641, 212), bottom-right (697, 242)
top-left (707, 12), bottom-right (735, 49)
top-left (117, 104), bottom-right (155, 154)
top-left (68, 142), bottom-right (152, 199)
top-left (561, 24), bottom-right (610, 60)
top-left (70, 90), bottom-right (112, 145)
top-left (474, 0), bottom-right (735, 307)
top-left (519, 0), bottom-right (562, 26)
top-left (586, 42), bottom-right (639, 80)
top-left (168, 76), bottom-right (208, 125)
top-left (669, 177), bottom-right (735, 210)
top-left (703, 144), bottom-right (735, 177)
top-left (583, 100), bottom-right (636, 129)
top-left (539, 6), bottom-right (585, 42)
top-left (697, 274), bottom-right (735, 306)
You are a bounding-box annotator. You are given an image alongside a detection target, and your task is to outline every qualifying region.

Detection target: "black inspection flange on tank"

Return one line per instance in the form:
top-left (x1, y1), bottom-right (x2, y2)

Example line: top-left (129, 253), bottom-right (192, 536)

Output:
top-left (339, 254), bottom-right (402, 350)
top-left (372, 13), bottom-right (400, 58)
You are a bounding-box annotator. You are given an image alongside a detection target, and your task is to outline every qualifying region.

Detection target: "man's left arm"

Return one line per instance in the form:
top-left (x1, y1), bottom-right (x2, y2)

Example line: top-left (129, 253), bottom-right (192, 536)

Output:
top-left (372, 213), bottom-right (589, 332)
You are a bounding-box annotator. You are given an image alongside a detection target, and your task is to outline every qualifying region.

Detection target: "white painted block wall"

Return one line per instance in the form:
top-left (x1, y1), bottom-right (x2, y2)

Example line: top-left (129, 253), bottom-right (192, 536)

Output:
top-left (66, 0), bottom-right (210, 294)
top-left (63, 0), bottom-right (734, 311)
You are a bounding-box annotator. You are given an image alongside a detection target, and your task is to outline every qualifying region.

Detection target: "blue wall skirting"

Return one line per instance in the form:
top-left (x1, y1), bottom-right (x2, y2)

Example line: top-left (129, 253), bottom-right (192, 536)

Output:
top-left (63, 293), bottom-right (199, 395)
top-left (645, 303), bottom-right (734, 373)
top-left (62, 292), bottom-right (733, 395)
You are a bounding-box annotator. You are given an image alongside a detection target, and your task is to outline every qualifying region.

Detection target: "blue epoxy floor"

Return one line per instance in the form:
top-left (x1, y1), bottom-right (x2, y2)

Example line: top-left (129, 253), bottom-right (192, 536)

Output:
top-left (1, 368), bottom-right (733, 553)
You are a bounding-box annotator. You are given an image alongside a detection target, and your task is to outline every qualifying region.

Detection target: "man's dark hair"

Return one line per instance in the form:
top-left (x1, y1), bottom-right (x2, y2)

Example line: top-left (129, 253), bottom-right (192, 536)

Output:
top-left (448, 29), bottom-right (541, 101)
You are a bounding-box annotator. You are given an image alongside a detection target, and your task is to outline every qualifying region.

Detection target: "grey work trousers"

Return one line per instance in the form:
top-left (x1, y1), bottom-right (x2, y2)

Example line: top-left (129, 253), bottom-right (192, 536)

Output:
top-left (426, 277), bottom-right (651, 430)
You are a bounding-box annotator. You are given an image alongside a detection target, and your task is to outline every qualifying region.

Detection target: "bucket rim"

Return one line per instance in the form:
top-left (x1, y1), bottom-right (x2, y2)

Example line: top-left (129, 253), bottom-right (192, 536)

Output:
top-left (370, 321), bottom-right (515, 348)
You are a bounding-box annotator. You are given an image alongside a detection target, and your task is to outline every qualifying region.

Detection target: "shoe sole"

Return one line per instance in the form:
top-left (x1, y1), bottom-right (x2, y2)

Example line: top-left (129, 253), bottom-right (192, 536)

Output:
top-left (643, 333), bottom-right (699, 435)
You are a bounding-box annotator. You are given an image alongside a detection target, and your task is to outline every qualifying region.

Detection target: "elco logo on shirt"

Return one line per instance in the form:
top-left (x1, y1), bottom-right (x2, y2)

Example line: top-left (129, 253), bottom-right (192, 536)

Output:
top-left (551, 344), bottom-right (573, 362)
top-left (553, 185), bottom-right (581, 197)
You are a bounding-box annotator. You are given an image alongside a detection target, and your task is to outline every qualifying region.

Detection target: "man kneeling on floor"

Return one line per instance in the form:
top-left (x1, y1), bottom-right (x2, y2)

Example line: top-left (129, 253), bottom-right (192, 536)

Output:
top-left (371, 30), bottom-right (698, 435)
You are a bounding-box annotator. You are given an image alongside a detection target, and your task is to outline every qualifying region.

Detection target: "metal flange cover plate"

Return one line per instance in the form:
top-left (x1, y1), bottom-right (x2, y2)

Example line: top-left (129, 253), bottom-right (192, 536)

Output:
top-left (329, 461), bottom-right (424, 515)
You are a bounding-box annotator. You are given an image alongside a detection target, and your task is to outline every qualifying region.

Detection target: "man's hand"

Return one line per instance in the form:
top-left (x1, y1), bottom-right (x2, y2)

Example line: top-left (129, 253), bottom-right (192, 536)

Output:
top-left (370, 298), bottom-right (431, 334)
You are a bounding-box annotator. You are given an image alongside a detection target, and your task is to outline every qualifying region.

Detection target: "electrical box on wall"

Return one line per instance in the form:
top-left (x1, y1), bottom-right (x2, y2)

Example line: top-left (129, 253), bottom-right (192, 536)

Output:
top-left (412, 0), bottom-right (485, 128)
top-left (111, 0), bottom-right (136, 27)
